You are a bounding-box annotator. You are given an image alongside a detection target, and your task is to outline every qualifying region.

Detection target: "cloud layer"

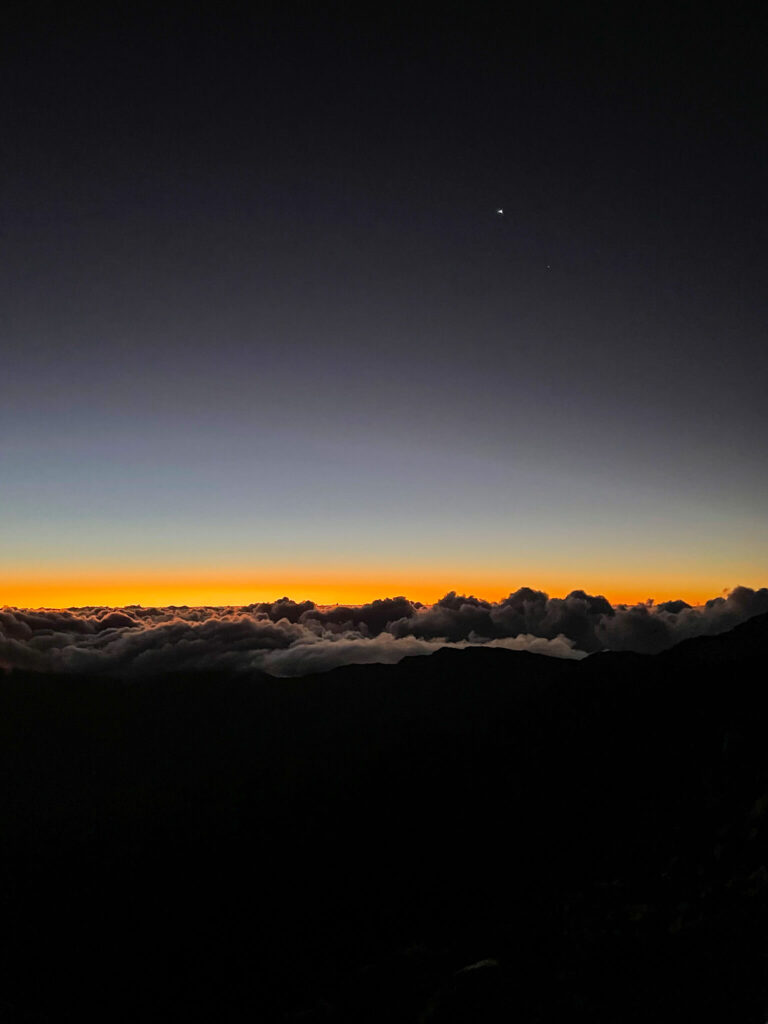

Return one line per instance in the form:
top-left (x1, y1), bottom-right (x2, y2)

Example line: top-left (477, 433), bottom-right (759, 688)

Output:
top-left (1, 586), bottom-right (766, 677)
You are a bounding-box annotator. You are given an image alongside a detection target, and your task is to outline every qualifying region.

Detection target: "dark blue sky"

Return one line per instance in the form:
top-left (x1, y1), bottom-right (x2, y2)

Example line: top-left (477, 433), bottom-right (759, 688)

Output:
top-left (1, 4), bottom-right (766, 605)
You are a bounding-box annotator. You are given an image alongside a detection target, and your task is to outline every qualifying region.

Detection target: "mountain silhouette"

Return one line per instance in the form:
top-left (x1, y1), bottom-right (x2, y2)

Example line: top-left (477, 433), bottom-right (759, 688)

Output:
top-left (0, 612), bottom-right (766, 1021)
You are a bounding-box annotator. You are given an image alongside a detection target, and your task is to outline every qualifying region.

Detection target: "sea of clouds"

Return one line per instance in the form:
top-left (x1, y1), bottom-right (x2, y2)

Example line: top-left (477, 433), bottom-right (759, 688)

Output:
top-left (1, 585), bottom-right (767, 677)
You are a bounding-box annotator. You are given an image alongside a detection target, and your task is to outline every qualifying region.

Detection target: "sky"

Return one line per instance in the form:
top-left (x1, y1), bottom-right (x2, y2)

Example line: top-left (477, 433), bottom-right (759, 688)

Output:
top-left (1, 4), bottom-right (766, 608)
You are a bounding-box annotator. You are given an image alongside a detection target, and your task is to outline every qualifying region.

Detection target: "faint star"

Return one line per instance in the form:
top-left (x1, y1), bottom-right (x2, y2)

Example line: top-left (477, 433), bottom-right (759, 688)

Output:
top-left (496, 208), bottom-right (503, 215)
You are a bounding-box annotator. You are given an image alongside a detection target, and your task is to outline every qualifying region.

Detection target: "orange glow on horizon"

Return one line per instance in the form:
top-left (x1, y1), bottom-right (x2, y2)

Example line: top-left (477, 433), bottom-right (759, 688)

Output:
top-left (0, 567), bottom-right (742, 610)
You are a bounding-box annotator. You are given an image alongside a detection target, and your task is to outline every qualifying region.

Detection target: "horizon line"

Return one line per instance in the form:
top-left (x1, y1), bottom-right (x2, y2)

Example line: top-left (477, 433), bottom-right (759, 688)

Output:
top-left (2, 580), bottom-right (752, 612)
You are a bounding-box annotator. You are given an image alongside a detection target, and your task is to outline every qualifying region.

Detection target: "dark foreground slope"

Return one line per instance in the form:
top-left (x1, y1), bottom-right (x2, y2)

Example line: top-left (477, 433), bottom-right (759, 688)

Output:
top-left (1, 615), bottom-right (767, 1022)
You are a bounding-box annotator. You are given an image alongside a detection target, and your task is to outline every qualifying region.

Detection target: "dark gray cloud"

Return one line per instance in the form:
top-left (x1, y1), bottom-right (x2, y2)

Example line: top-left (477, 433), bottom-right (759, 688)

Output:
top-left (0, 586), bottom-right (766, 676)
top-left (0, 603), bottom-right (580, 676)
top-left (390, 586), bottom-right (768, 655)
top-left (596, 585), bottom-right (768, 653)
top-left (301, 596), bottom-right (422, 636)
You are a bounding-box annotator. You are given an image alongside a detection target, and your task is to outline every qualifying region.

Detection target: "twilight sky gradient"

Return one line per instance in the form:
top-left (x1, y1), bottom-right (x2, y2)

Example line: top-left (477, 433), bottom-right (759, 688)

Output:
top-left (1, 5), bottom-right (766, 607)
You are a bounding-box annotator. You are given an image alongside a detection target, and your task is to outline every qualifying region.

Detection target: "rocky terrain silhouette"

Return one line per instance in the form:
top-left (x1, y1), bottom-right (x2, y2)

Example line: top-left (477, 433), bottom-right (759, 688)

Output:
top-left (1, 612), bottom-right (767, 1021)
